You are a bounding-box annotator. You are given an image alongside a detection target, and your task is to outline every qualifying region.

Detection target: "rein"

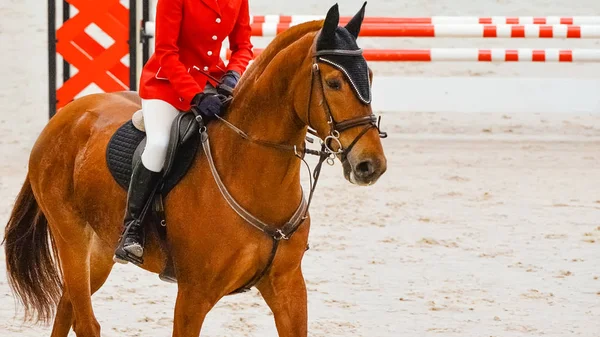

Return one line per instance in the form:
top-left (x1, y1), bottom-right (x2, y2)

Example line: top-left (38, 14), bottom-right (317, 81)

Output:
top-left (213, 114), bottom-right (326, 158)
top-left (190, 46), bottom-right (387, 294)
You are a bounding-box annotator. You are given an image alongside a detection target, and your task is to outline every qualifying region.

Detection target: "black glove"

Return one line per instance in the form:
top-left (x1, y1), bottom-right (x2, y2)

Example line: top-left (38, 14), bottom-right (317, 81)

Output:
top-left (191, 93), bottom-right (224, 119)
top-left (217, 71), bottom-right (241, 97)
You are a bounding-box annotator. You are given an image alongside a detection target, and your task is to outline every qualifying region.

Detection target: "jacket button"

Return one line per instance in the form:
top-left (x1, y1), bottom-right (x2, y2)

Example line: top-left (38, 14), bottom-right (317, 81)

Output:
top-left (212, 35), bottom-right (217, 40)
top-left (216, 18), bottom-right (221, 23)
top-left (203, 66), bottom-right (209, 71)
top-left (207, 51), bottom-right (213, 56)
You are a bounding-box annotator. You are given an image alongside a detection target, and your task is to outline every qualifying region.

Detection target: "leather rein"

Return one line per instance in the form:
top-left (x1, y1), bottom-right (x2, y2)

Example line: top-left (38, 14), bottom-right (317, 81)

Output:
top-left (191, 46), bottom-right (386, 294)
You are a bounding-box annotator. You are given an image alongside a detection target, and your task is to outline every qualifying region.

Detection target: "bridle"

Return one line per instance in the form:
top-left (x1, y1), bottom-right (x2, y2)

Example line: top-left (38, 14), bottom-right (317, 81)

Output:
top-left (308, 47), bottom-right (387, 164)
top-left (190, 36), bottom-right (387, 294)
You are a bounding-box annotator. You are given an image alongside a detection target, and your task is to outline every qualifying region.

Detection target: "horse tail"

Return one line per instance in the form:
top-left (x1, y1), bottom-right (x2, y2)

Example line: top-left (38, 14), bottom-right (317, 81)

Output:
top-left (3, 174), bottom-right (62, 324)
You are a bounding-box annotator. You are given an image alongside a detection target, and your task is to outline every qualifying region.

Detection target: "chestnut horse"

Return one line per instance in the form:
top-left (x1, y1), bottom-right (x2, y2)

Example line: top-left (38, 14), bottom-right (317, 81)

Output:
top-left (3, 3), bottom-right (386, 337)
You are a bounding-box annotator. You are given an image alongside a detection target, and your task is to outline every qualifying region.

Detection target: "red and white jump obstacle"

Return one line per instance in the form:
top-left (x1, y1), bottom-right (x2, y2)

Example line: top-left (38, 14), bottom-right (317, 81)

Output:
top-left (143, 22), bottom-right (600, 39)
top-left (221, 48), bottom-right (600, 63)
top-left (50, 0), bottom-right (597, 116)
top-left (248, 15), bottom-right (600, 25)
top-left (140, 11), bottom-right (600, 64)
top-left (231, 15), bottom-right (600, 114)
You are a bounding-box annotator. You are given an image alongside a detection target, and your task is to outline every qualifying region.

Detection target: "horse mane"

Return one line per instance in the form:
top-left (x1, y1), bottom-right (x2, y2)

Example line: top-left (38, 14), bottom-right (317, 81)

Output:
top-left (227, 20), bottom-right (324, 126)
top-left (239, 20), bottom-right (324, 84)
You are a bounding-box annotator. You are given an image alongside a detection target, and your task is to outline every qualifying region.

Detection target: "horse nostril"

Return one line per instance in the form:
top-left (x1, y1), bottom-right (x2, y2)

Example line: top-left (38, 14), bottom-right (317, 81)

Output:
top-left (355, 160), bottom-right (374, 178)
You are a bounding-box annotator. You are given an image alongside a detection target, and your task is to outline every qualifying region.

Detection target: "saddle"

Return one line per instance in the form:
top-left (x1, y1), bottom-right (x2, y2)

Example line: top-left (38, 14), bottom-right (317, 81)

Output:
top-left (107, 111), bottom-right (200, 194)
top-left (106, 111), bottom-right (201, 282)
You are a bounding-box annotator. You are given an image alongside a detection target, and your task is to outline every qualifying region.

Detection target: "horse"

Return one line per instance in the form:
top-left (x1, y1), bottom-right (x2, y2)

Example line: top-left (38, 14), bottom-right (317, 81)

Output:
top-left (3, 3), bottom-right (387, 336)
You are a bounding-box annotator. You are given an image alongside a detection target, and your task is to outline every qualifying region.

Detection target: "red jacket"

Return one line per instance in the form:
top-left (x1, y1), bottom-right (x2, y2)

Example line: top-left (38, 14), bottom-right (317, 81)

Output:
top-left (139, 0), bottom-right (253, 111)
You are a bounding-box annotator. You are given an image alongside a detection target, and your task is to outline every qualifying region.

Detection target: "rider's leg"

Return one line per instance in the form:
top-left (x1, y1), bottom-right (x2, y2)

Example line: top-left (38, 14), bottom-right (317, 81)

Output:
top-left (114, 99), bottom-right (179, 264)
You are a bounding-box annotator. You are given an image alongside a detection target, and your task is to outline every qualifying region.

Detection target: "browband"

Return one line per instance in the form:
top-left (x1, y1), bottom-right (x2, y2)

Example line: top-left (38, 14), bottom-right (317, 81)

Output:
top-left (313, 49), bottom-right (364, 57)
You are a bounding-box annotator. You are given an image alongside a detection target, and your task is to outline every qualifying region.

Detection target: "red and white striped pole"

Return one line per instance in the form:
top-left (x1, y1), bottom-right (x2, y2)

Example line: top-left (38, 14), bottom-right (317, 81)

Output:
top-left (222, 48), bottom-right (600, 62)
top-left (249, 15), bottom-right (600, 25)
top-left (144, 22), bottom-right (600, 39)
top-left (251, 23), bottom-right (600, 38)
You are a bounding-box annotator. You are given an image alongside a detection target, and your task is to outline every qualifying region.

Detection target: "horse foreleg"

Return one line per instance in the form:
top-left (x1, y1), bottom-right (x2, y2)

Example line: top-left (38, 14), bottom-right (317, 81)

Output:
top-left (257, 268), bottom-right (308, 337)
top-left (172, 284), bottom-right (219, 337)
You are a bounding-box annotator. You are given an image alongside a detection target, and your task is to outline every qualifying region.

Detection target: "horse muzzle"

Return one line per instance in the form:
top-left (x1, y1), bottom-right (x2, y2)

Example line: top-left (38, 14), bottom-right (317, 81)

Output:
top-left (342, 154), bottom-right (387, 186)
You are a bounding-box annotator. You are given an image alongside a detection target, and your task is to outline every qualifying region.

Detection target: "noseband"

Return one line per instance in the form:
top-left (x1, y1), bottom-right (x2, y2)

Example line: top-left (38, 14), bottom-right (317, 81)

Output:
top-left (307, 48), bottom-right (387, 163)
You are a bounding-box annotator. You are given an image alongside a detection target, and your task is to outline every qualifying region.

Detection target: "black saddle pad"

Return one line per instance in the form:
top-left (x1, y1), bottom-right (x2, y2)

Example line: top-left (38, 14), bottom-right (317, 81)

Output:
top-left (106, 120), bottom-right (200, 196)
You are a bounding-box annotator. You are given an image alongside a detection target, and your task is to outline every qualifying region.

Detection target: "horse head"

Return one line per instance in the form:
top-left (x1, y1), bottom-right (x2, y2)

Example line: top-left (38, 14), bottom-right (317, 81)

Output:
top-left (227, 2), bottom-right (386, 186)
top-left (294, 2), bottom-right (387, 186)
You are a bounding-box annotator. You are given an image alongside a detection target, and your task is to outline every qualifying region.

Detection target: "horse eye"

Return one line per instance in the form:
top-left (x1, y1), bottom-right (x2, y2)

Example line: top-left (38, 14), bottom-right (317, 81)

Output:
top-left (326, 79), bottom-right (342, 90)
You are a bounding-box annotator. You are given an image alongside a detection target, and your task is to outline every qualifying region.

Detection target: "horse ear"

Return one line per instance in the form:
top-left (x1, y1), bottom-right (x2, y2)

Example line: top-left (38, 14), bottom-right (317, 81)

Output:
top-left (345, 1), bottom-right (367, 39)
top-left (322, 3), bottom-right (340, 38)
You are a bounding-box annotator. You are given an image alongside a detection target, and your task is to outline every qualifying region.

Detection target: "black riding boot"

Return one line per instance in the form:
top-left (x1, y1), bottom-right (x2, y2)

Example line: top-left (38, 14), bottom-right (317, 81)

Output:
top-left (113, 161), bottom-right (162, 265)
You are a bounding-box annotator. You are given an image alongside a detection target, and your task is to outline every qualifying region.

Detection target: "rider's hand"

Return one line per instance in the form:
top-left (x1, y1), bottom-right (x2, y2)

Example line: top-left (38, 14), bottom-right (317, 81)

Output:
top-left (217, 71), bottom-right (241, 97)
top-left (191, 93), bottom-right (224, 119)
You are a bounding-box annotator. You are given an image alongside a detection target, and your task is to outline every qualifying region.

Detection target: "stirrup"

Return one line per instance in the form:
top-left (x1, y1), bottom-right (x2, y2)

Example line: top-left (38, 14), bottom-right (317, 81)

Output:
top-left (113, 221), bottom-right (144, 265)
top-left (113, 244), bottom-right (144, 265)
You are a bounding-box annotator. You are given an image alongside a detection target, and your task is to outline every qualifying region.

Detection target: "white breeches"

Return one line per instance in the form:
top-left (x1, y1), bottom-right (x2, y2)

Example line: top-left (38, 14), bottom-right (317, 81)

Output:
top-left (140, 99), bottom-right (180, 172)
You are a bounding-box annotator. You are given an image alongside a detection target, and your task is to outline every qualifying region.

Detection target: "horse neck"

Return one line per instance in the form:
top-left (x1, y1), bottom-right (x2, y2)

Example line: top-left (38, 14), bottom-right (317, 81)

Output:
top-left (206, 57), bottom-right (310, 224)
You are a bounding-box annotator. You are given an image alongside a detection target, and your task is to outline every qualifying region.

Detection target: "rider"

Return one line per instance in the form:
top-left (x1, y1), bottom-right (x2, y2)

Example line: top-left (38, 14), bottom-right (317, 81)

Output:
top-left (114, 0), bottom-right (253, 264)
